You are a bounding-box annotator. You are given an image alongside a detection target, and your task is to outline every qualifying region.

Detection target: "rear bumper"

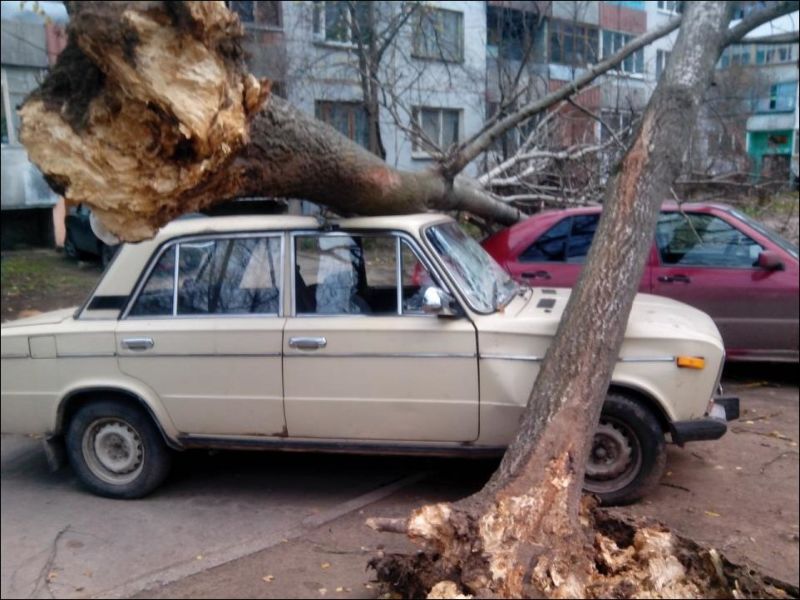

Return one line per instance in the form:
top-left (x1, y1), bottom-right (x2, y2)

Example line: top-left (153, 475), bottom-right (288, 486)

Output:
top-left (670, 395), bottom-right (740, 446)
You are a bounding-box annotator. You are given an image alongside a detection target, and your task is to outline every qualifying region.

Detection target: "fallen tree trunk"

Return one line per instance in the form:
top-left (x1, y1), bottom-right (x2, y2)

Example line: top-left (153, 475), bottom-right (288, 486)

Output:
top-left (19, 1), bottom-right (521, 242)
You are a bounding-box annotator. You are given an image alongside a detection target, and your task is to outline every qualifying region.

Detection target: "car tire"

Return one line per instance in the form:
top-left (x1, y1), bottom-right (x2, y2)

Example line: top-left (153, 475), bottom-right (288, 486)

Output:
top-left (65, 400), bottom-right (172, 499)
top-left (64, 235), bottom-right (79, 259)
top-left (583, 392), bottom-right (666, 506)
top-left (100, 243), bottom-right (117, 267)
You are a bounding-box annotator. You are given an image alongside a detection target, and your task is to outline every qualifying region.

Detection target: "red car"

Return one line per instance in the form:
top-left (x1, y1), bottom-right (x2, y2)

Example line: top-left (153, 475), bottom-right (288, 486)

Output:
top-left (482, 203), bottom-right (799, 363)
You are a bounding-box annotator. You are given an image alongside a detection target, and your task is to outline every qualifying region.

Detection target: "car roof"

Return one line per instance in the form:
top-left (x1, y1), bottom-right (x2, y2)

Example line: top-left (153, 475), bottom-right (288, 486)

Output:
top-left (152, 213), bottom-right (453, 242)
top-left (529, 201), bottom-right (734, 218)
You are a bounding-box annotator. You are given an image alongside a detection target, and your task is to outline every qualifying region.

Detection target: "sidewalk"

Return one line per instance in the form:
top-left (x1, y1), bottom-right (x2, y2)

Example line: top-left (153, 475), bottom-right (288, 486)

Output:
top-left (131, 469), bottom-right (491, 599)
top-left (133, 381), bottom-right (799, 598)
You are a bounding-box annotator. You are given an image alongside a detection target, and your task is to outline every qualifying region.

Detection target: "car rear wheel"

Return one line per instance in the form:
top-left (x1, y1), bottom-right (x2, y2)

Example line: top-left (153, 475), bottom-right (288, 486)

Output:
top-left (100, 243), bottom-right (118, 267)
top-left (65, 400), bottom-right (172, 499)
top-left (64, 234), bottom-right (79, 259)
top-left (583, 393), bottom-right (666, 506)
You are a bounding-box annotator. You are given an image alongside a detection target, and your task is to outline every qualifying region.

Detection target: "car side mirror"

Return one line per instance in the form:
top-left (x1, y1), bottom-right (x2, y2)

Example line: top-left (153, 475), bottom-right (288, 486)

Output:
top-left (757, 250), bottom-right (784, 271)
top-left (422, 287), bottom-right (459, 317)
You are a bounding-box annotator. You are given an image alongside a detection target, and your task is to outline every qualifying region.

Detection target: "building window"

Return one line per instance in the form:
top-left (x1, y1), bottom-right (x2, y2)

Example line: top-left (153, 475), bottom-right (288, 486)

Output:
top-left (733, 1), bottom-right (767, 20)
top-left (413, 8), bottom-right (464, 62)
top-left (313, 1), bottom-right (370, 45)
top-left (721, 46), bottom-right (752, 68)
top-left (486, 6), bottom-right (539, 62)
top-left (767, 82), bottom-right (797, 112)
top-left (412, 107), bottom-right (461, 154)
top-left (1, 73), bottom-right (9, 144)
top-left (602, 30), bottom-right (644, 74)
top-left (315, 101), bottom-right (370, 148)
top-left (549, 21), bottom-right (599, 67)
top-left (229, 1), bottom-right (281, 27)
top-left (656, 49), bottom-right (671, 79)
top-left (656, 1), bottom-right (682, 14)
top-left (756, 44), bottom-right (795, 65)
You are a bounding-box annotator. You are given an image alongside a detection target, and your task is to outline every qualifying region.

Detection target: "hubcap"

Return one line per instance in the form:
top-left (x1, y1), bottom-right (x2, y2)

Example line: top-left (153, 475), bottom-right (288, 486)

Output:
top-left (82, 418), bottom-right (144, 485)
top-left (587, 420), bottom-right (632, 480)
top-left (584, 418), bottom-right (642, 495)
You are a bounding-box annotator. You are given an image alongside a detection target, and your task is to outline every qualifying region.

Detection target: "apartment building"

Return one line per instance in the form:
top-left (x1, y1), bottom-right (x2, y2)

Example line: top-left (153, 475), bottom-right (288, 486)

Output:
top-left (234, 1), bottom-right (682, 167)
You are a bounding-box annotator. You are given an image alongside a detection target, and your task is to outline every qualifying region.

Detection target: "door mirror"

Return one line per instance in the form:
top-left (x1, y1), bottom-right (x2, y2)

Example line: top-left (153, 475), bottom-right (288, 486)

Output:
top-left (421, 287), bottom-right (459, 317)
top-left (757, 250), bottom-right (784, 271)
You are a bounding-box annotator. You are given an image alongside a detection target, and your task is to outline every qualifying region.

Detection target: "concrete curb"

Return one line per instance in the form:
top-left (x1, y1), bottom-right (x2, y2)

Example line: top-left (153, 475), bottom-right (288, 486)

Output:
top-left (93, 471), bottom-right (430, 599)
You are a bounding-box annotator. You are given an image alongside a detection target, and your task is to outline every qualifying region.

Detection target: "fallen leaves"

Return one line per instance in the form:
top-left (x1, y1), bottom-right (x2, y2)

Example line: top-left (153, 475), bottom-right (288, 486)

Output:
top-left (704, 510), bottom-right (721, 518)
top-left (262, 575), bottom-right (275, 583)
top-left (320, 562), bottom-right (331, 569)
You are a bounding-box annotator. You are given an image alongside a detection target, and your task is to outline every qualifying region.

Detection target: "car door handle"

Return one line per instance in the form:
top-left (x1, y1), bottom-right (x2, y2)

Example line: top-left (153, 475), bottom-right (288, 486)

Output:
top-left (521, 270), bottom-right (551, 280)
top-left (288, 336), bottom-right (327, 350)
top-left (658, 274), bottom-right (691, 283)
top-left (121, 337), bottom-right (154, 351)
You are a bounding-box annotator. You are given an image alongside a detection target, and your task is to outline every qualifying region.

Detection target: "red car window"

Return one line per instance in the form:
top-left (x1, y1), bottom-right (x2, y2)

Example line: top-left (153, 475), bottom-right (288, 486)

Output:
top-left (519, 214), bottom-right (600, 264)
top-left (655, 213), bottom-right (763, 268)
top-left (519, 217), bottom-right (571, 262)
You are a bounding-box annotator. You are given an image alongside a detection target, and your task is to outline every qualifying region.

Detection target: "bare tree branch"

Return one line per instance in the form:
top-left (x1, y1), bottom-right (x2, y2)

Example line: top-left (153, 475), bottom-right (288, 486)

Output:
top-left (440, 13), bottom-right (685, 178)
top-left (723, 1), bottom-right (799, 46)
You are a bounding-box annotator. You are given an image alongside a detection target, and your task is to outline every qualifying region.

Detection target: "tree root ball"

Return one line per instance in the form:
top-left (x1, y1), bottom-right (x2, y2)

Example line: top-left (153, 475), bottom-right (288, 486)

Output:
top-left (369, 505), bottom-right (799, 599)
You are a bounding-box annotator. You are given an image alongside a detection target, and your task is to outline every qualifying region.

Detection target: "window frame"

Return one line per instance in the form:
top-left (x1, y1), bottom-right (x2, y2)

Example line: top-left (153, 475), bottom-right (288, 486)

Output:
top-left (548, 19), bottom-right (599, 67)
top-left (228, 0), bottom-right (283, 29)
top-left (289, 229), bottom-right (454, 318)
top-left (656, 1), bottom-right (681, 14)
top-left (312, 0), bottom-right (368, 47)
top-left (654, 212), bottom-right (765, 270)
top-left (411, 106), bottom-right (462, 156)
top-left (412, 7), bottom-right (465, 63)
top-left (655, 49), bottom-right (671, 79)
top-left (315, 100), bottom-right (370, 148)
top-left (122, 232), bottom-right (285, 320)
top-left (602, 30), bottom-right (644, 76)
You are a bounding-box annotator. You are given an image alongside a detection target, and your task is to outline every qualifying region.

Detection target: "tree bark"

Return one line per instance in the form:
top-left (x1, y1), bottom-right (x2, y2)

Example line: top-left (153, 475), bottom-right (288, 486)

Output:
top-left (369, 2), bottom-right (800, 598)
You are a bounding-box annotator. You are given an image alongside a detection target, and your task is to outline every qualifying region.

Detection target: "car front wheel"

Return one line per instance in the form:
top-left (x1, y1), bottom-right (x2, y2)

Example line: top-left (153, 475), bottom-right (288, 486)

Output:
top-left (583, 393), bottom-right (666, 506)
top-left (65, 400), bottom-right (172, 499)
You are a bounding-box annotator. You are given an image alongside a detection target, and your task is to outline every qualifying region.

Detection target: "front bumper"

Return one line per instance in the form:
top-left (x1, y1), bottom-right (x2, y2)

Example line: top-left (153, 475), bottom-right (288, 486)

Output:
top-left (670, 395), bottom-right (740, 446)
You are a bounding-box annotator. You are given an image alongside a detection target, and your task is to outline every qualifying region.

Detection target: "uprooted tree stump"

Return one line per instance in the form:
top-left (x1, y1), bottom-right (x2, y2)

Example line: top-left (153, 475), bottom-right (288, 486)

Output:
top-left (368, 498), bottom-right (799, 599)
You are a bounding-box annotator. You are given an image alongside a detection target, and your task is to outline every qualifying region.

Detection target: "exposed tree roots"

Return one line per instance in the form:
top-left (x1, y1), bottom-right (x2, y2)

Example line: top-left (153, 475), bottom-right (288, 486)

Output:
top-left (369, 499), bottom-right (799, 599)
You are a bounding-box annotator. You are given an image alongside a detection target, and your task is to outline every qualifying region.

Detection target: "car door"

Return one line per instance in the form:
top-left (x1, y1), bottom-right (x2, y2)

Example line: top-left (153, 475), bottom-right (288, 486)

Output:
top-left (283, 231), bottom-right (479, 442)
top-left (650, 210), bottom-right (791, 355)
top-left (506, 214), bottom-right (651, 292)
top-left (116, 234), bottom-right (286, 436)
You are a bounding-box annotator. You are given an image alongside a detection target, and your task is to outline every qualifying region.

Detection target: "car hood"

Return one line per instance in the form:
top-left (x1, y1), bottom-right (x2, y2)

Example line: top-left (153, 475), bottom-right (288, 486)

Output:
top-left (1, 307), bottom-right (78, 329)
top-left (491, 287), bottom-right (722, 346)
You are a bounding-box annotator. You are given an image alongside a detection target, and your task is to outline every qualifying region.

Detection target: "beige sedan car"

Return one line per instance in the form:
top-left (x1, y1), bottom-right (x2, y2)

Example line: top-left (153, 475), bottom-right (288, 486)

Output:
top-left (1, 214), bottom-right (738, 503)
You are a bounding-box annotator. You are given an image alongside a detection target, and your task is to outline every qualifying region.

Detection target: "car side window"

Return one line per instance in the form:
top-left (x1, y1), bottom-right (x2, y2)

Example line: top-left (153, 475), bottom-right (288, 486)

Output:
top-left (178, 237), bottom-right (281, 315)
top-left (128, 236), bottom-right (281, 317)
top-left (401, 240), bottom-right (439, 314)
top-left (295, 234), bottom-right (398, 315)
top-left (656, 213), bottom-right (764, 268)
top-left (519, 218), bottom-right (571, 262)
top-left (566, 215), bottom-right (599, 263)
top-left (128, 246), bottom-right (175, 317)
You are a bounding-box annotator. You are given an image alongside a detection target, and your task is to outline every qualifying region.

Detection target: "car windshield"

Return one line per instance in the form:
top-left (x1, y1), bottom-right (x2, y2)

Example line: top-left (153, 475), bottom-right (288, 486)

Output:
top-left (425, 221), bottom-right (518, 313)
top-left (726, 208), bottom-right (798, 260)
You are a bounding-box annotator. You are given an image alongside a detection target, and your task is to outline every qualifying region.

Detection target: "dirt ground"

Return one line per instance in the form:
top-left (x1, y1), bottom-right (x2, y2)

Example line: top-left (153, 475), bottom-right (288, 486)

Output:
top-left (1, 248), bottom-right (798, 597)
top-left (1, 249), bottom-right (103, 323)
